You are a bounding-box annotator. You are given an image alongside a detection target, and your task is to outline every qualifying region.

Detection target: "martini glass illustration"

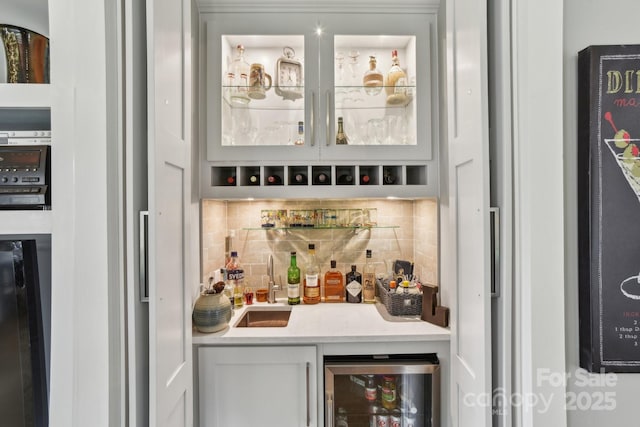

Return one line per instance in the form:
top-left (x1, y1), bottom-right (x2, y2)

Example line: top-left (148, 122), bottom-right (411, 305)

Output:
top-left (604, 112), bottom-right (640, 299)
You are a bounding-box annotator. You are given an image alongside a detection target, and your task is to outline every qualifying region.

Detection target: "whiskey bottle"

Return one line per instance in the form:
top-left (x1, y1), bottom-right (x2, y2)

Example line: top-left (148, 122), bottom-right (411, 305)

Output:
top-left (345, 265), bottom-right (363, 303)
top-left (363, 55), bottom-right (384, 96)
top-left (303, 244), bottom-right (321, 304)
top-left (287, 251), bottom-right (301, 305)
top-left (385, 49), bottom-right (408, 105)
top-left (336, 117), bottom-right (349, 145)
top-left (362, 249), bottom-right (376, 303)
top-left (324, 260), bottom-right (345, 303)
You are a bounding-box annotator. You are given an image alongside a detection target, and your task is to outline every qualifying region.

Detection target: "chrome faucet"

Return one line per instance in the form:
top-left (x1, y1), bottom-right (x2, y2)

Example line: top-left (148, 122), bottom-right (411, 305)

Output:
top-left (267, 254), bottom-right (281, 303)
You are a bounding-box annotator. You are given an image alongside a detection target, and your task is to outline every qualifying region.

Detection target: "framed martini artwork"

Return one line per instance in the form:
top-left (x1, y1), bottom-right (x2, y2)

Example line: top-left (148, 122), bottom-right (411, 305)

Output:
top-left (578, 45), bottom-right (640, 373)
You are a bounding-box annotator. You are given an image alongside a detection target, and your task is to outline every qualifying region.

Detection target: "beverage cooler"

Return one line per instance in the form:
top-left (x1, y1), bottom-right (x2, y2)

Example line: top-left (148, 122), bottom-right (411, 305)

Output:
top-left (324, 354), bottom-right (440, 427)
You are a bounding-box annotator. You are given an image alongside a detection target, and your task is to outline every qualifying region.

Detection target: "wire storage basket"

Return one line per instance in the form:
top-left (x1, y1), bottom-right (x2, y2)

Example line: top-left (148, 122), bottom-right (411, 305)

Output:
top-left (376, 278), bottom-right (422, 316)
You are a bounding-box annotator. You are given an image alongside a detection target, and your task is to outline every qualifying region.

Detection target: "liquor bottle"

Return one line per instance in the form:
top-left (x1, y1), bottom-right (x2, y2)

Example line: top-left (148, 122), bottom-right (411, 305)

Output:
top-left (291, 172), bottom-right (308, 185)
top-left (248, 173), bottom-right (260, 186)
top-left (324, 259), bottom-right (344, 303)
top-left (362, 249), bottom-right (376, 303)
top-left (360, 174), bottom-right (371, 185)
top-left (313, 172), bottom-right (330, 185)
top-left (303, 244), bottom-right (321, 304)
top-left (266, 174), bottom-right (283, 185)
top-left (336, 117), bottom-right (349, 145)
top-left (287, 251), bottom-right (301, 305)
top-left (385, 49), bottom-right (408, 105)
top-left (227, 44), bottom-right (250, 105)
top-left (337, 173), bottom-right (354, 185)
top-left (345, 265), bottom-right (363, 303)
top-left (225, 251), bottom-right (245, 308)
top-left (363, 55), bottom-right (384, 96)
top-left (294, 121), bottom-right (305, 146)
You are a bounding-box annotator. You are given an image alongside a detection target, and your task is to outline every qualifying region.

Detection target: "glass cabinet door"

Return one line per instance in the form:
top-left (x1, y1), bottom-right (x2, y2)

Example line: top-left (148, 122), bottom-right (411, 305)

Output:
top-left (317, 13), bottom-right (436, 161)
top-left (204, 13), bottom-right (320, 162)
top-left (203, 12), bottom-right (436, 164)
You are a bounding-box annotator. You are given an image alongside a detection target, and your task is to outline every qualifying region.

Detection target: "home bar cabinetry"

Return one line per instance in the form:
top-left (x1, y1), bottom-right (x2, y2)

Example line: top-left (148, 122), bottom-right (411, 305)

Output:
top-left (199, 7), bottom-right (440, 199)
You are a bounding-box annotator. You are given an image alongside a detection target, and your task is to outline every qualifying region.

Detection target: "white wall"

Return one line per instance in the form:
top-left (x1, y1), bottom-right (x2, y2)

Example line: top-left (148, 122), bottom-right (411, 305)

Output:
top-left (563, 0), bottom-right (640, 425)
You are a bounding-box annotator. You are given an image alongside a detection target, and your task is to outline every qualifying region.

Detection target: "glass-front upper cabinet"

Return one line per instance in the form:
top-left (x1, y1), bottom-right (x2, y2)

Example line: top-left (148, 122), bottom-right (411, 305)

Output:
top-left (203, 12), bottom-right (437, 163)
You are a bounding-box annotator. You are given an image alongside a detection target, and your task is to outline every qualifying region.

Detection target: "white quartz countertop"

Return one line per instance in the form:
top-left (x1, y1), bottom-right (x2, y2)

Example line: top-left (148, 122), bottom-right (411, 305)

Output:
top-left (192, 299), bottom-right (450, 345)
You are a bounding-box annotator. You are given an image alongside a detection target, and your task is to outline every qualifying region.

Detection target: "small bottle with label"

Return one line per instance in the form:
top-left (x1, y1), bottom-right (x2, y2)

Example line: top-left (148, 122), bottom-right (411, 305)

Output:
top-left (362, 249), bottom-right (376, 303)
top-left (324, 259), bottom-right (344, 302)
top-left (287, 251), bottom-right (301, 305)
top-left (294, 121), bottom-right (305, 146)
top-left (303, 243), bottom-right (321, 304)
top-left (226, 251), bottom-right (244, 308)
top-left (381, 375), bottom-right (397, 410)
top-left (345, 265), bottom-right (362, 303)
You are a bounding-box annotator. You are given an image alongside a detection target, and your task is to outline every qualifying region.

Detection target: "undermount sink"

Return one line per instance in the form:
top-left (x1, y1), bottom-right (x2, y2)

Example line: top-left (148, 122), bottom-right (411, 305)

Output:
top-left (235, 306), bottom-right (292, 328)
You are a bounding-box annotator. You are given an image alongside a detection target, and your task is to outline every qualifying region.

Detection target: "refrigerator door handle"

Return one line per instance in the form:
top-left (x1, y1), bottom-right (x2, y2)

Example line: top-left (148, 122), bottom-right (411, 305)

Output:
top-left (490, 207), bottom-right (500, 298)
top-left (139, 210), bottom-right (149, 302)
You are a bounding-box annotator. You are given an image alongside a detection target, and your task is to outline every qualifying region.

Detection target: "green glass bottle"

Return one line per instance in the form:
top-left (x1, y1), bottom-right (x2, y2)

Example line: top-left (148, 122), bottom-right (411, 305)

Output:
top-left (287, 251), bottom-right (301, 305)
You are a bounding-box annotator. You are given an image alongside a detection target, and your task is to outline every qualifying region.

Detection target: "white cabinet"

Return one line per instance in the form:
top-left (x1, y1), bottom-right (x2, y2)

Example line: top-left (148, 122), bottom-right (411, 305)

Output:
top-left (198, 345), bottom-right (318, 427)
top-left (198, 7), bottom-right (439, 198)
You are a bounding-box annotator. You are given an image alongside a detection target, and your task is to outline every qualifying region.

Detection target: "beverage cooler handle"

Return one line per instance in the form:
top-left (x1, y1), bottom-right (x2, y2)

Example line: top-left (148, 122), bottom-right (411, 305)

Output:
top-left (306, 362), bottom-right (311, 426)
top-left (310, 91), bottom-right (316, 146)
top-left (139, 211), bottom-right (149, 302)
top-left (326, 90), bottom-right (331, 146)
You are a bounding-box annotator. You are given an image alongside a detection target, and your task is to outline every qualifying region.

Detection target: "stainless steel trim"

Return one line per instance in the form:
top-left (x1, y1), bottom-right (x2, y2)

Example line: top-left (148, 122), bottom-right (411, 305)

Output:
top-left (490, 207), bottom-right (500, 298)
top-left (139, 210), bottom-right (149, 302)
top-left (326, 90), bottom-right (331, 146)
top-left (306, 362), bottom-right (311, 426)
top-left (310, 91), bottom-right (316, 146)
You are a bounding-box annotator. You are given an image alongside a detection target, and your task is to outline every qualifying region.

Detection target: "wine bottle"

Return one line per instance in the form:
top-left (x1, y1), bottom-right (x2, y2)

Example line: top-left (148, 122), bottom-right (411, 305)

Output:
top-left (266, 174), bottom-right (283, 185)
top-left (313, 172), bottom-right (330, 185)
top-left (287, 251), bottom-right (301, 305)
top-left (248, 174), bottom-right (260, 186)
top-left (383, 169), bottom-right (396, 185)
top-left (291, 172), bottom-right (308, 185)
top-left (360, 174), bottom-right (371, 185)
top-left (224, 175), bottom-right (236, 186)
top-left (336, 117), bottom-right (349, 145)
top-left (337, 174), bottom-right (354, 185)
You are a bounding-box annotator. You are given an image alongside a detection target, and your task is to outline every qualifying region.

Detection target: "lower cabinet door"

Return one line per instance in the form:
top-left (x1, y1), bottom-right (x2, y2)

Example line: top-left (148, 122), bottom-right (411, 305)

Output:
top-left (199, 345), bottom-right (317, 427)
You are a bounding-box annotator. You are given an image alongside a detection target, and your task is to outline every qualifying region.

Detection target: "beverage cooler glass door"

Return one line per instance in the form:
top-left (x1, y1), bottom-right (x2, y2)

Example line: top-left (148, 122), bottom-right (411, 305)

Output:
top-left (324, 354), bottom-right (440, 427)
